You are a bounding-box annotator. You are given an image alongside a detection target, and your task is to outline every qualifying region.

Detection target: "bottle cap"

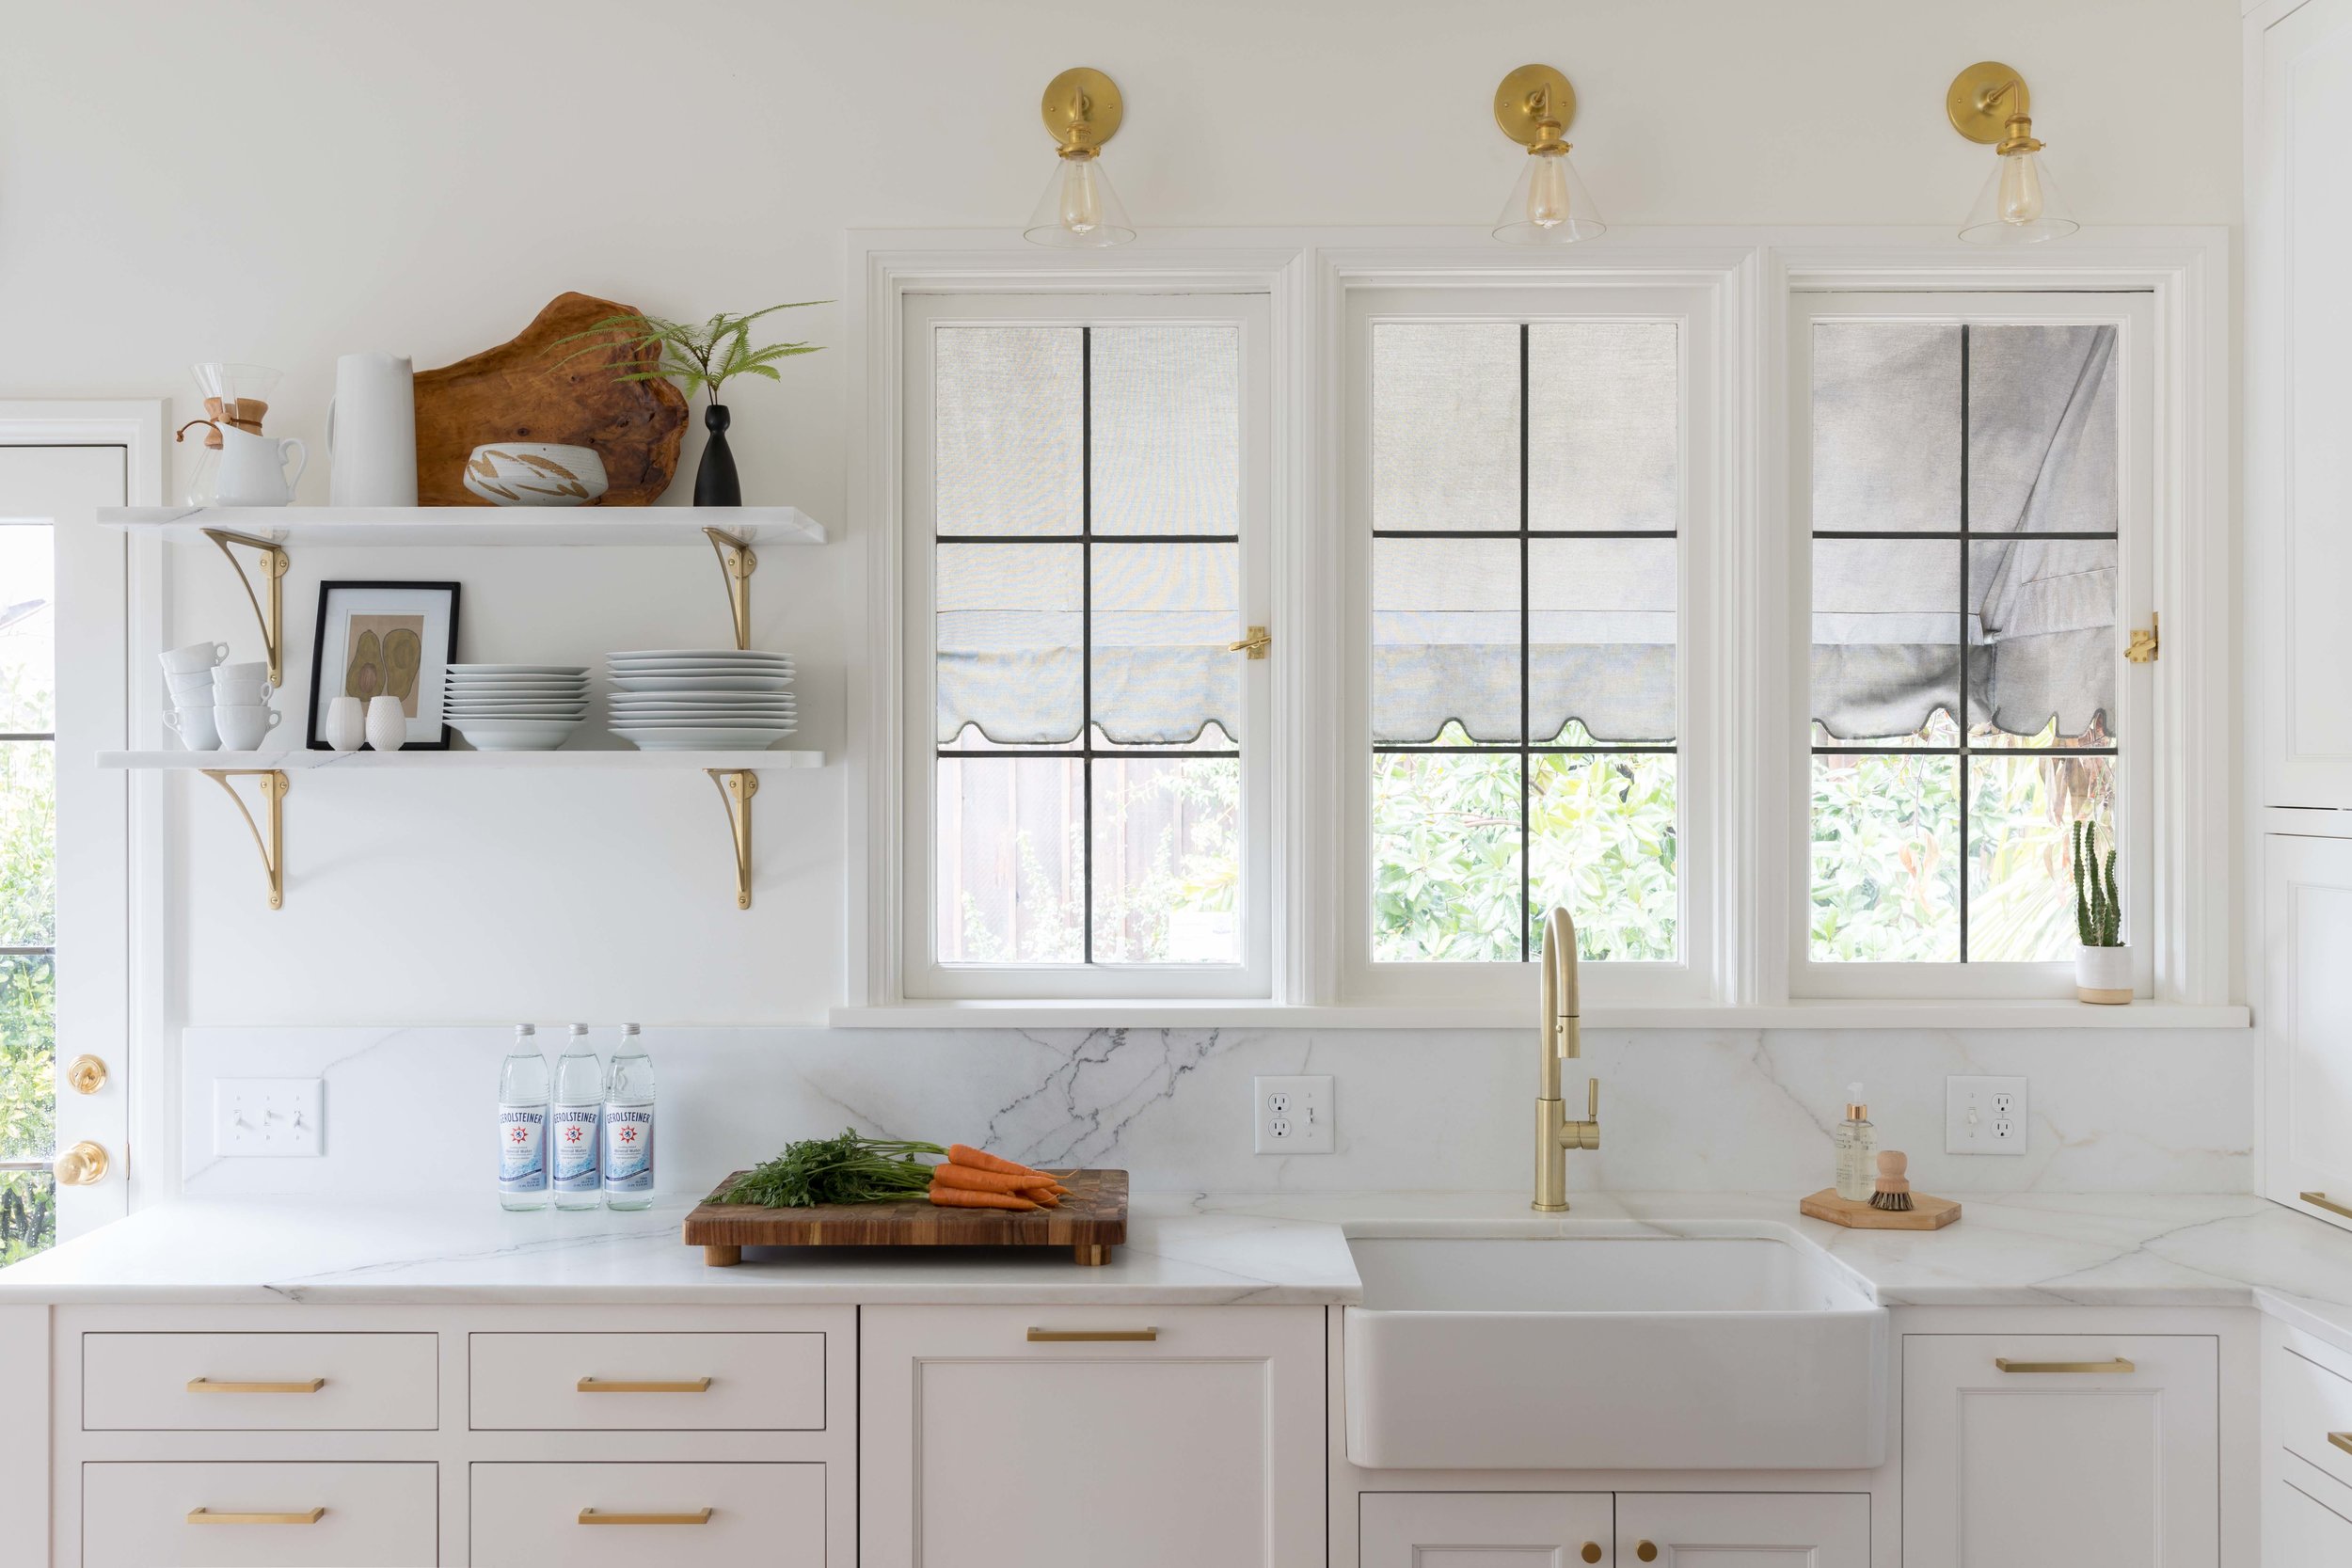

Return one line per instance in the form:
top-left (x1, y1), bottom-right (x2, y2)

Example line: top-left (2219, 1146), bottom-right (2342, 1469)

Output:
top-left (514, 1022), bottom-right (535, 1037)
top-left (567, 1023), bottom-right (589, 1037)
top-left (1845, 1081), bottom-right (1867, 1120)
top-left (619, 1022), bottom-right (640, 1037)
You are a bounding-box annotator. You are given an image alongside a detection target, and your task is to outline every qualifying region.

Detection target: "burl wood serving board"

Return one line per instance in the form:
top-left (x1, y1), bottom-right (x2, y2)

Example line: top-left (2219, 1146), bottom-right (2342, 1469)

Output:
top-left (412, 291), bottom-right (689, 506)
top-left (684, 1168), bottom-right (1129, 1267)
top-left (1799, 1187), bottom-right (1962, 1230)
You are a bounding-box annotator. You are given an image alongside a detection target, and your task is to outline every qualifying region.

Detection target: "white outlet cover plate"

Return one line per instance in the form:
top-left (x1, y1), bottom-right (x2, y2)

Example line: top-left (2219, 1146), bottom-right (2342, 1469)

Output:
top-left (1945, 1074), bottom-right (2027, 1155)
top-left (215, 1077), bottom-right (325, 1157)
top-left (1254, 1074), bottom-right (1334, 1154)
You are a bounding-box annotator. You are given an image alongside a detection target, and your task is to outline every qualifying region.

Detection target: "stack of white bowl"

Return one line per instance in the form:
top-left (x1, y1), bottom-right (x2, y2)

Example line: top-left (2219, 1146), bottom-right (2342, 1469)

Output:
top-left (606, 649), bottom-right (796, 751)
top-left (443, 665), bottom-right (590, 752)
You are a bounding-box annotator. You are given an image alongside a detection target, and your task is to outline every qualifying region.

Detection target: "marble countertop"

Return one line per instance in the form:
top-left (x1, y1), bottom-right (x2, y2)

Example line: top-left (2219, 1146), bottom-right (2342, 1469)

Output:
top-left (8, 1191), bottom-right (2352, 1349)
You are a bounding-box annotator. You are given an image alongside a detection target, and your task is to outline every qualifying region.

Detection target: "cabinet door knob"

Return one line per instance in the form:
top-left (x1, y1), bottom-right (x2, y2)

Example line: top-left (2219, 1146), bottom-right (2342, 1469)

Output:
top-left (1637, 1544), bottom-right (1660, 1563)
top-left (65, 1054), bottom-right (107, 1095)
top-left (52, 1141), bottom-right (108, 1185)
top-left (1581, 1544), bottom-right (1602, 1564)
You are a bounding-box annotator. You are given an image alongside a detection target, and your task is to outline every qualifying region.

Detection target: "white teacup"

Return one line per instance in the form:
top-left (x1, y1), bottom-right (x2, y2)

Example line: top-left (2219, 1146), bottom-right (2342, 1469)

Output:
top-left (168, 685), bottom-right (215, 707)
top-left (214, 704), bottom-right (282, 751)
top-left (214, 660), bottom-right (270, 685)
top-left (164, 706), bottom-right (222, 751)
top-left (160, 641), bottom-right (230, 673)
top-left (211, 677), bottom-right (275, 705)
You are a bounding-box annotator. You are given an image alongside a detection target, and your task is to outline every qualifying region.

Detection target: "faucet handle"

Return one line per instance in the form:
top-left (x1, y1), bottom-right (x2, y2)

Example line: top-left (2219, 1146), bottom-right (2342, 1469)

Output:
top-left (1586, 1077), bottom-right (1599, 1119)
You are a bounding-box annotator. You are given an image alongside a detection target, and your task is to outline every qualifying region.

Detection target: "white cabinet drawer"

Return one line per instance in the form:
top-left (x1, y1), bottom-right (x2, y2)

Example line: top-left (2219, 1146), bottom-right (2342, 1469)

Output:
top-left (469, 1330), bottom-right (825, 1430)
top-left (83, 1332), bottom-right (437, 1431)
top-left (83, 1461), bottom-right (437, 1567)
top-left (2274, 1340), bottom-right (2352, 1491)
top-left (471, 1462), bottom-right (826, 1565)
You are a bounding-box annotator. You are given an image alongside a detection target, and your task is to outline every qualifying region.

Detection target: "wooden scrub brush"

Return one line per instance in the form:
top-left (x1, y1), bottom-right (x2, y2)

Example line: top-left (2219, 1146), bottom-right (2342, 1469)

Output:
top-left (1868, 1149), bottom-right (1914, 1211)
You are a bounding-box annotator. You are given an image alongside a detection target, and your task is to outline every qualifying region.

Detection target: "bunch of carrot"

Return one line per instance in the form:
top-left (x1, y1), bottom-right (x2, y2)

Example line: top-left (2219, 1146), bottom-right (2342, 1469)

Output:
top-left (928, 1144), bottom-right (1072, 1212)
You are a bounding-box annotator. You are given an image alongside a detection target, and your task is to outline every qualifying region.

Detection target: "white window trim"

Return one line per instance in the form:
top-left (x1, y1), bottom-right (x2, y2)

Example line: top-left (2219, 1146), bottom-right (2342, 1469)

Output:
top-left (838, 228), bottom-right (2237, 1029)
top-left (898, 291), bottom-right (1275, 1000)
top-left (1786, 290), bottom-right (2156, 1001)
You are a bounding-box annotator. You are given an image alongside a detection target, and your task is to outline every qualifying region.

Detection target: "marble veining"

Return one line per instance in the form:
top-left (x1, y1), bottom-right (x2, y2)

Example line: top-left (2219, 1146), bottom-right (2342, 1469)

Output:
top-left (177, 1024), bottom-right (2253, 1199)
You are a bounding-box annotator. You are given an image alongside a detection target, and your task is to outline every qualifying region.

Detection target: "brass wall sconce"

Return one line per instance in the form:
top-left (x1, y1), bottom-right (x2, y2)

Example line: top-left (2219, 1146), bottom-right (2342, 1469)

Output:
top-left (1025, 67), bottom-right (1136, 247)
top-left (1491, 64), bottom-right (1604, 245)
top-left (1947, 62), bottom-right (2079, 245)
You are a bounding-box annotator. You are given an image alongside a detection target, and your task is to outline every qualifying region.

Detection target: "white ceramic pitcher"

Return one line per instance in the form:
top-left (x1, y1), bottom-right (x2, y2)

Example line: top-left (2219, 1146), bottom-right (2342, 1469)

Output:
top-left (186, 420), bottom-right (306, 506)
top-left (327, 352), bottom-right (417, 505)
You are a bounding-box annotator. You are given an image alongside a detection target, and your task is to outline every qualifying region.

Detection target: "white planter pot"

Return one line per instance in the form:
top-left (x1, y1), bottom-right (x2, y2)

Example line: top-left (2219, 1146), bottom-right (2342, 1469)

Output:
top-left (2075, 944), bottom-right (2132, 1005)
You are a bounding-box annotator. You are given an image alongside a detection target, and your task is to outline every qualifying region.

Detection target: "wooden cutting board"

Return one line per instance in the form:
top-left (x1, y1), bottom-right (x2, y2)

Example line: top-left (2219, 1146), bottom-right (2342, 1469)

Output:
top-left (411, 291), bottom-right (690, 506)
top-left (684, 1168), bottom-right (1129, 1266)
top-left (1800, 1187), bottom-right (1962, 1230)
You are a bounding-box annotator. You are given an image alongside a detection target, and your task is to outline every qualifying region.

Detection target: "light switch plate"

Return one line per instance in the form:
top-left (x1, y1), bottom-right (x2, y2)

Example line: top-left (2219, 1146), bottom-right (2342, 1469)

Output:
top-left (1253, 1074), bottom-right (1334, 1154)
top-left (1945, 1074), bottom-right (2027, 1155)
top-left (215, 1077), bottom-right (324, 1157)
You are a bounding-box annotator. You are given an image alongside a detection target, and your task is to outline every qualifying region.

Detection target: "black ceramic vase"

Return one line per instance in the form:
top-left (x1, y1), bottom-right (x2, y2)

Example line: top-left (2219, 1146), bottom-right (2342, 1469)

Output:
top-left (693, 402), bottom-right (742, 506)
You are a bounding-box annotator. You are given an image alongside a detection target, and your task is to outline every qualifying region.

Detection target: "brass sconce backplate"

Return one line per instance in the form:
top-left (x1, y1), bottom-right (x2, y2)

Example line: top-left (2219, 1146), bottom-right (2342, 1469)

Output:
top-left (1947, 60), bottom-right (2031, 143)
top-left (1041, 67), bottom-right (1123, 152)
top-left (1494, 63), bottom-right (1577, 146)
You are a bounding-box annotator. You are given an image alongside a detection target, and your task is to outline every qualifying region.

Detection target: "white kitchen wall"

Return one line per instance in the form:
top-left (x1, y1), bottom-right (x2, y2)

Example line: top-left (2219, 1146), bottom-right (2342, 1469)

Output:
top-left (1, 0), bottom-right (2249, 1198)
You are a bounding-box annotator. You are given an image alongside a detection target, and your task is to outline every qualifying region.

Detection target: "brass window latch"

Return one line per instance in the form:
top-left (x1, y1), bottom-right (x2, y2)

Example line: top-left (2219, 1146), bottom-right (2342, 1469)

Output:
top-left (2126, 611), bottom-right (2159, 664)
top-left (1228, 626), bottom-right (1271, 660)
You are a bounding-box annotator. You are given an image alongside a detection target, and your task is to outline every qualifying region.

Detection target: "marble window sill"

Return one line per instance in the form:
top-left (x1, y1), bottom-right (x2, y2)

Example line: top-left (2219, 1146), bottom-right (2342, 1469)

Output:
top-left (829, 1001), bottom-right (2251, 1032)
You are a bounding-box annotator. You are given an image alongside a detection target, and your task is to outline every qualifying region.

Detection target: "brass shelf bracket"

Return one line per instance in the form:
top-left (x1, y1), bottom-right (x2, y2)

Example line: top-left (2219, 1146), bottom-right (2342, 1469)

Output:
top-left (707, 768), bottom-right (759, 910)
top-left (704, 527), bottom-right (758, 651)
top-left (200, 768), bottom-right (290, 909)
top-left (201, 528), bottom-right (291, 685)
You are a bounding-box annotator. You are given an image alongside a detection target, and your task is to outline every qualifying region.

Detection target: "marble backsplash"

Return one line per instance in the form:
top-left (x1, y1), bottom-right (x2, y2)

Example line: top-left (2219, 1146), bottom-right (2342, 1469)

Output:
top-left (177, 1024), bottom-right (2254, 1199)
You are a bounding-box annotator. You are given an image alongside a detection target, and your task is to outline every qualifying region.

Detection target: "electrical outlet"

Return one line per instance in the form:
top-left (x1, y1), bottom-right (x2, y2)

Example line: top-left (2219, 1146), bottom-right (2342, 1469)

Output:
top-left (214, 1078), bottom-right (324, 1157)
top-left (1945, 1074), bottom-right (2027, 1155)
top-left (1253, 1075), bottom-right (1333, 1154)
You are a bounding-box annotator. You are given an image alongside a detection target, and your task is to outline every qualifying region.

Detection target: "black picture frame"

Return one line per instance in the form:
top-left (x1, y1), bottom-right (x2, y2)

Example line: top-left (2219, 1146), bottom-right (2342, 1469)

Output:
top-left (305, 580), bottom-right (462, 751)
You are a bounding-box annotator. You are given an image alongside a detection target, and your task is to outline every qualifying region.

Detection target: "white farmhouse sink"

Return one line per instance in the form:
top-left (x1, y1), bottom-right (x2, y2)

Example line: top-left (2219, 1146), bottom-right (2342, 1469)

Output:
top-left (1343, 1234), bottom-right (1888, 1471)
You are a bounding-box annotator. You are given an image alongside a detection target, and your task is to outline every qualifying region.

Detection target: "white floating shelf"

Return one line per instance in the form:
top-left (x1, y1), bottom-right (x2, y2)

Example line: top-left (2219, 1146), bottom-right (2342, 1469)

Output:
top-left (98, 750), bottom-right (825, 771)
top-left (97, 504), bottom-right (825, 548)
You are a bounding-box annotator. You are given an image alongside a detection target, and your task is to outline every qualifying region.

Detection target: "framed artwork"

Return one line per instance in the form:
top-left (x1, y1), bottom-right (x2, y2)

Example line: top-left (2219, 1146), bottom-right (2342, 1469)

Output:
top-left (306, 580), bottom-right (461, 750)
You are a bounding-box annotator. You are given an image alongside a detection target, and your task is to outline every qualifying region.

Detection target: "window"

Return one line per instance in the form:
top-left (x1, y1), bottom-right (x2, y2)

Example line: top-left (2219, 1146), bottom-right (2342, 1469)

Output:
top-left (1345, 285), bottom-right (1711, 1006)
top-left (1797, 293), bottom-right (2152, 995)
top-left (0, 519), bottom-right (55, 1263)
top-left (903, 293), bottom-right (1271, 999)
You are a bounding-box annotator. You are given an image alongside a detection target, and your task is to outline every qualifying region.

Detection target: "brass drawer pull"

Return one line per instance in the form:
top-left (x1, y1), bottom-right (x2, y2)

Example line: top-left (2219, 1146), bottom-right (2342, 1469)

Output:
top-left (1637, 1544), bottom-right (1659, 1563)
top-left (1581, 1544), bottom-right (1603, 1564)
top-left (576, 1377), bottom-right (713, 1393)
top-left (2330, 1432), bottom-right (2352, 1456)
top-left (1026, 1327), bottom-right (1157, 1342)
top-left (1994, 1357), bottom-right (2136, 1374)
top-left (187, 1507), bottom-right (325, 1525)
top-left (2303, 1191), bottom-right (2352, 1221)
top-left (186, 1377), bottom-right (326, 1394)
top-left (579, 1508), bottom-right (713, 1526)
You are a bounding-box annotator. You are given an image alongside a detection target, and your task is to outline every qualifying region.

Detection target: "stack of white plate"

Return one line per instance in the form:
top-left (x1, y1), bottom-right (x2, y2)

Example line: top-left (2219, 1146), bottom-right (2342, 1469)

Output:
top-left (607, 649), bottom-right (797, 751)
top-left (444, 665), bottom-right (590, 752)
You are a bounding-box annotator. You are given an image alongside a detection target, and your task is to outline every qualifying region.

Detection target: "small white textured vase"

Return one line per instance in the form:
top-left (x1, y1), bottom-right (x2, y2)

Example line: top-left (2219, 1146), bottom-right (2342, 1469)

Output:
top-left (2074, 944), bottom-right (2132, 1005)
top-left (324, 696), bottom-right (366, 752)
top-left (364, 694), bottom-right (407, 752)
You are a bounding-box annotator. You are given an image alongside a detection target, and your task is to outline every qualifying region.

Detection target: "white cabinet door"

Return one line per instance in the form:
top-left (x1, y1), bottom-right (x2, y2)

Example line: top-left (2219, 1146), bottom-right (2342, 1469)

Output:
top-left (1615, 1494), bottom-right (1867, 1567)
top-left (1903, 1334), bottom-right (2217, 1568)
top-left (2274, 1464), bottom-right (2352, 1564)
top-left (2264, 834), bottom-right (2352, 1226)
top-left (860, 1305), bottom-right (1323, 1568)
top-left (2251, 0), bottom-right (2352, 807)
top-left (1359, 1493), bottom-right (1613, 1568)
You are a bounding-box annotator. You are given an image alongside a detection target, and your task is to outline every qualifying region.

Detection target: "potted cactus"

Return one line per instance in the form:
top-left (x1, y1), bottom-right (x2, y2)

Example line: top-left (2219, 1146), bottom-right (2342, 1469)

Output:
top-left (2072, 820), bottom-right (2130, 1004)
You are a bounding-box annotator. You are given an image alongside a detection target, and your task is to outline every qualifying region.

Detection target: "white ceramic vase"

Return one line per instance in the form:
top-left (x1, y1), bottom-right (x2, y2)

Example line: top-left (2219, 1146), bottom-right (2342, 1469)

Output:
top-left (324, 695), bottom-right (367, 752)
top-left (2074, 943), bottom-right (2132, 1005)
top-left (365, 694), bottom-right (407, 752)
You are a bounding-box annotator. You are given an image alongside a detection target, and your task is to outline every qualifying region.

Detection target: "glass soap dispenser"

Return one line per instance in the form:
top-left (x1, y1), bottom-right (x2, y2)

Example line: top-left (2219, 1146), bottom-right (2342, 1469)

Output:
top-left (1834, 1085), bottom-right (1877, 1202)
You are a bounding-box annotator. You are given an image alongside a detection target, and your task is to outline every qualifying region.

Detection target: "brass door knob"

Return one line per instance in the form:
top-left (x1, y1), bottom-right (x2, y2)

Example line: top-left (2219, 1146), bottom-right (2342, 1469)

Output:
top-left (1637, 1544), bottom-right (1660, 1563)
top-left (53, 1141), bottom-right (109, 1186)
top-left (1581, 1544), bottom-right (1603, 1564)
top-left (65, 1054), bottom-right (107, 1095)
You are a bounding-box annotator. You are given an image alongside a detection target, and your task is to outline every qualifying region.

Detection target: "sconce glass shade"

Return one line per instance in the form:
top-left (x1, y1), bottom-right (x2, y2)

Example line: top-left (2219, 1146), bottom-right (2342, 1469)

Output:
top-left (1492, 150), bottom-right (1605, 245)
top-left (1959, 148), bottom-right (2079, 245)
top-left (1025, 154), bottom-right (1136, 247)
